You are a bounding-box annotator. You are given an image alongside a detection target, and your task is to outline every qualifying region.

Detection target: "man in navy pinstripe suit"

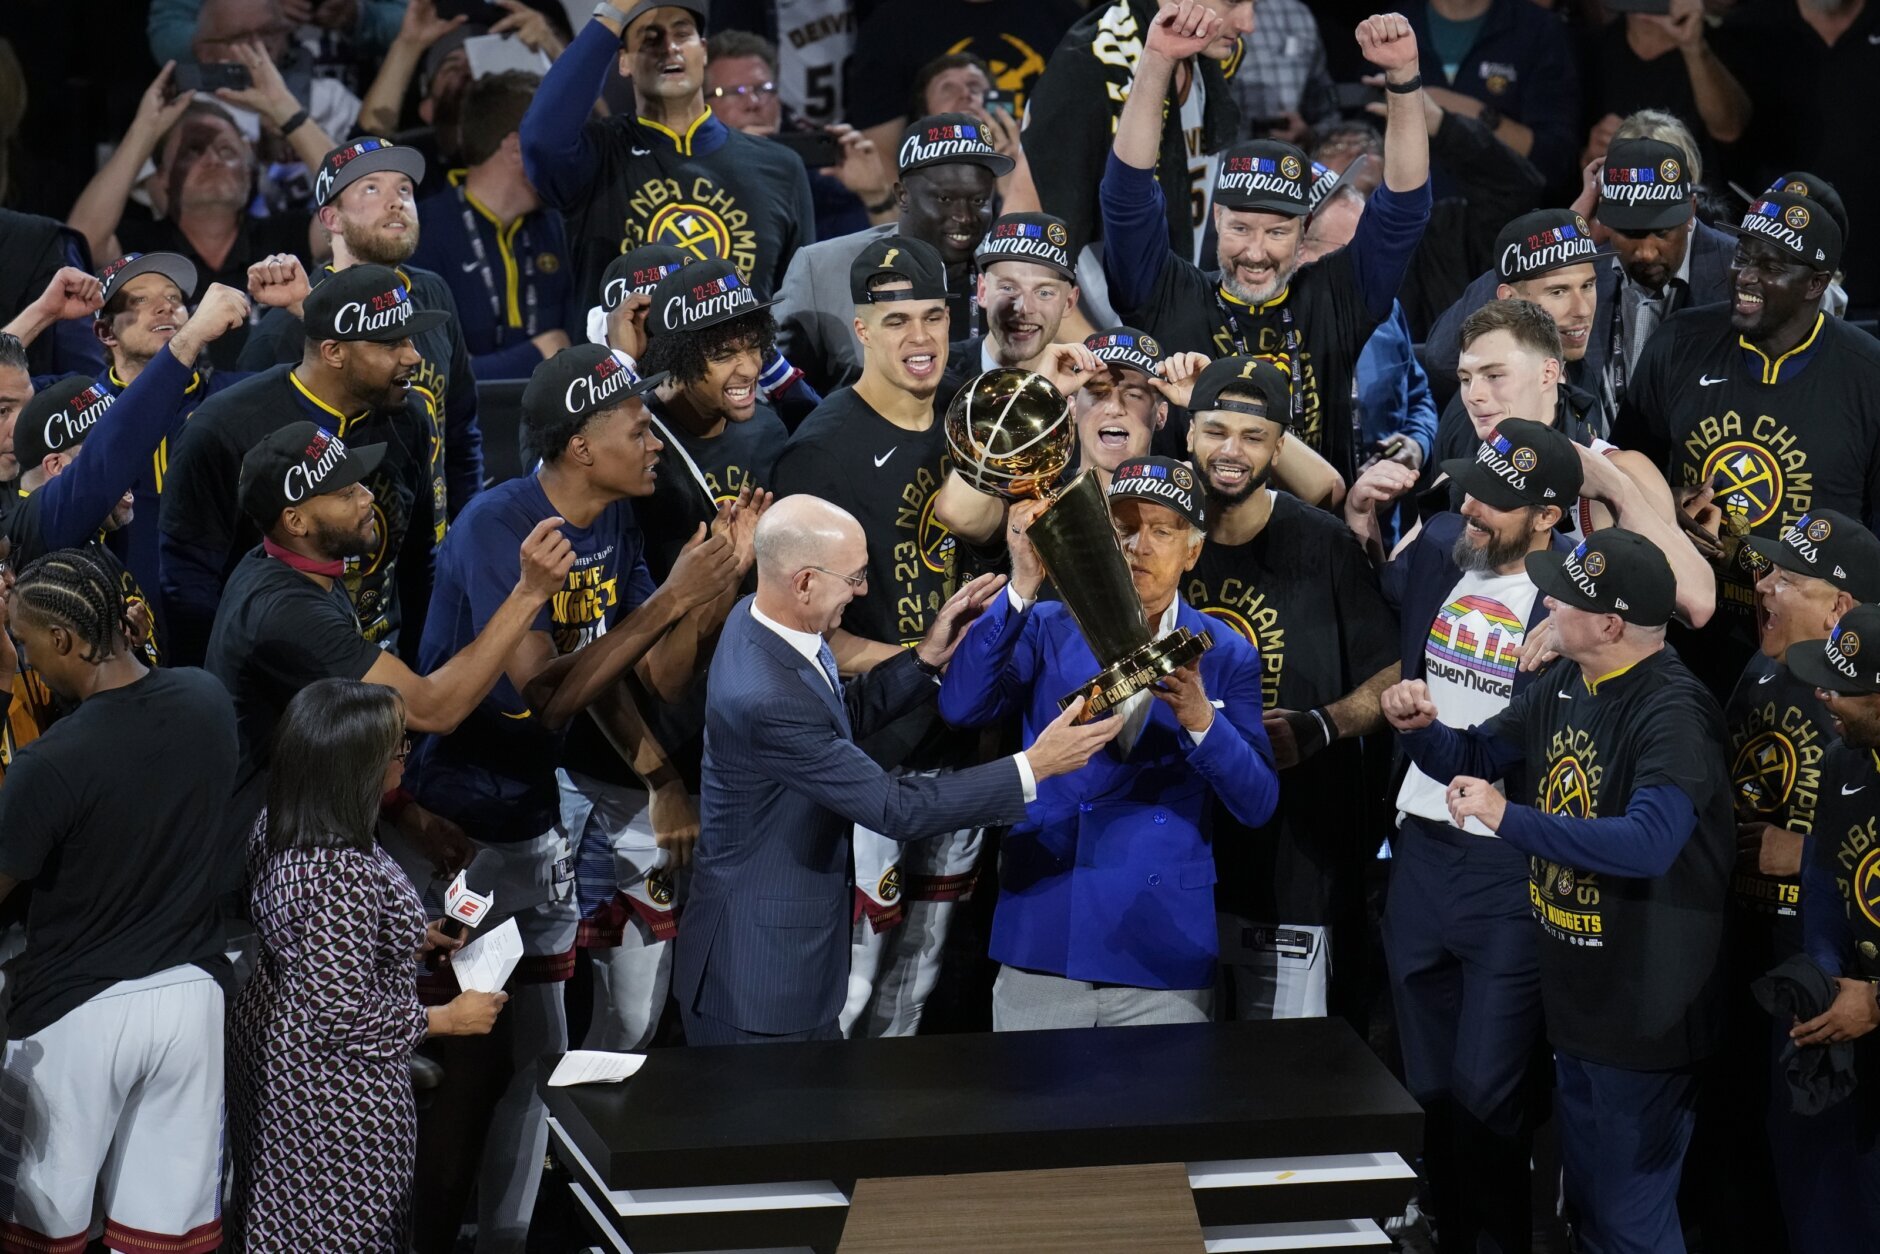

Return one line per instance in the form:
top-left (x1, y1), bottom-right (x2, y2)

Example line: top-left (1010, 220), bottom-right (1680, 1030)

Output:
top-left (677, 494), bottom-right (1123, 1045)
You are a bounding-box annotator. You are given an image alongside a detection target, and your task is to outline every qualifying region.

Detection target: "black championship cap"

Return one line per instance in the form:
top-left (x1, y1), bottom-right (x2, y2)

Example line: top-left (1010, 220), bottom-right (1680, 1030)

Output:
top-left (1726, 190), bottom-right (1843, 273)
top-left (1788, 603), bottom-right (1880, 696)
top-left (896, 112), bottom-right (1015, 177)
top-left (647, 259), bottom-right (773, 337)
top-left (1213, 140), bottom-right (1312, 217)
top-left (1743, 509), bottom-right (1880, 602)
top-left (614, 0), bottom-right (708, 34)
top-left (602, 245), bottom-right (689, 310)
top-left (522, 344), bottom-right (665, 433)
top-left (1441, 418), bottom-right (1583, 513)
top-left (1084, 326), bottom-right (1164, 377)
top-left (1527, 528), bottom-right (1676, 627)
top-left (1596, 138), bottom-right (1692, 234)
top-left (13, 377), bottom-right (115, 474)
top-left (304, 265), bottom-right (450, 343)
top-left (314, 138), bottom-right (426, 209)
top-left (1188, 355), bottom-right (1291, 425)
top-left (1496, 209), bottom-right (1603, 282)
top-left (974, 212), bottom-right (1075, 279)
top-left (239, 420), bottom-right (386, 529)
top-left (1108, 456), bottom-right (1205, 530)
top-left (1304, 160), bottom-right (1342, 215)
top-left (850, 235), bottom-right (948, 303)
top-left (1768, 171), bottom-right (1849, 242)
top-left (98, 252), bottom-right (198, 308)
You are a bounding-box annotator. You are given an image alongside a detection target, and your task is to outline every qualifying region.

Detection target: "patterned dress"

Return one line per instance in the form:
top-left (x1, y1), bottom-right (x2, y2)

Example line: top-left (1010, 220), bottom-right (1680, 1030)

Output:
top-left (227, 819), bottom-right (430, 1253)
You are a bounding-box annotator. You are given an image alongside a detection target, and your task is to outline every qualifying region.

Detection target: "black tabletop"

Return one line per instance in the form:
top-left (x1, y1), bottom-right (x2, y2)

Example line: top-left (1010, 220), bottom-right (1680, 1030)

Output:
top-left (546, 1018), bottom-right (1422, 1190)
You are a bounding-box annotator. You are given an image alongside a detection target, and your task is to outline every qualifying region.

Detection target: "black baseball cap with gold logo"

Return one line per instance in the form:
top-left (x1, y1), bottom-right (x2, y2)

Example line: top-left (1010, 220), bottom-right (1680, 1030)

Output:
top-left (1084, 326), bottom-right (1163, 377)
top-left (647, 259), bottom-right (772, 337)
top-left (1528, 528), bottom-right (1676, 627)
top-left (1442, 418), bottom-right (1583, 513)
top-left (1108, 456), bottom-right (1205, 529)
top-left (1744, 509), bottom-right (1880, 602)
top-left (1724, 190), bottom-right (1843, 273)
top-left (850, 236), bottom-right (948, 304)
top-left (1496, 209), bottom-right (1604, 282)
top-left (1188, 355), bottom-right (1291, 426)
top-left (601, 245), bottom-right (688, 310)
top-left (1788, 603), bottom-right (1880, 696)
top-left (1596, 138), bottom-right (1692, 234)
top-left (1213, 140), bottom-right (1312, 217)
top-left (974, 212), bottom-right (1075, 279)
top-left (896, 113), bottom-right (1014, 177)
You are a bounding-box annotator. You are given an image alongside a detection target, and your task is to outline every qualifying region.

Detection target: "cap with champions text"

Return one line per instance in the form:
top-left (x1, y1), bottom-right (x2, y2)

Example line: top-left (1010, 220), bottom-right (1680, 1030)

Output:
top-left (975, 212), bottom-right (1075, 279)
top-left (1527, 528), bottom-right (1676, 627)
top-left (647, 259), bottom-right (773, 337)
top-left (896, 112), bottom-right (1014, 177)
top-left (13, 377), bottom-right (116, 475)
top-left (1084, 326), bottom-right (1164, 377)
top-left (315, 138), bottom-right (426, 209)
top-left (303, 265), bottom-right (449, 343)
top-left (1595, 138), bottom-right (1692, 234)
top-left (1743, 509), bottom-right (1880, 602)
top-left (1441, 418), bottom-right (1583, 513)
top-left (1724, 190), bottom-right (1842, 273)
top-left (1108, 456), bottom-right (1205, 530)
top-left (601, 245), bottom-right (689, 310)
top-left (1213, 139), bottom-right (1312, 217)
top-left (239, 420), bottom-right (387, 529)
top-left (1787, 603), bottom-right (1880, 696)
top-left (522, 344), bottom-right (665, 436)
top-left (1496, 209), bottom-right (1605, 282)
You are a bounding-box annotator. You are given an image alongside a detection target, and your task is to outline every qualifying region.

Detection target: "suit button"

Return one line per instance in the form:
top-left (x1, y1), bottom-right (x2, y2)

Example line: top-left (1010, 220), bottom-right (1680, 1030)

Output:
top-left (1152, 811), bottom-right (1167, 824)
top-left (1148, 873), bottom-right (1162, 886)
top-left (1079, 802), bottom-right (1093, 813)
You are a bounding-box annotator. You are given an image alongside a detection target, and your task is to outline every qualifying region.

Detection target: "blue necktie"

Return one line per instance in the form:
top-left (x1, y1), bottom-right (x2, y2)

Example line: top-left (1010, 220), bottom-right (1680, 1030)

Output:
top-left (817, 639), bottom-right (841, 693)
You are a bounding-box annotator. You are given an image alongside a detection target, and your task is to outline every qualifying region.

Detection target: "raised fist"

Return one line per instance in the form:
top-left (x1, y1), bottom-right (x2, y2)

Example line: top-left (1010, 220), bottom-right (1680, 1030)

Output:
top-left (1357, 13), bottom-right (1419, 77)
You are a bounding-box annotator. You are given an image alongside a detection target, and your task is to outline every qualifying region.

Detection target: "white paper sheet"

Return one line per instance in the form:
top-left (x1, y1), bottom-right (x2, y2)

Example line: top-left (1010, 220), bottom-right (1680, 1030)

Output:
top-left (450, 917), bottom-right (522, 993)
top-left (548, 1050), bottom-right (648, 1087)
top-left (463, 33), bottom-right (552, 81)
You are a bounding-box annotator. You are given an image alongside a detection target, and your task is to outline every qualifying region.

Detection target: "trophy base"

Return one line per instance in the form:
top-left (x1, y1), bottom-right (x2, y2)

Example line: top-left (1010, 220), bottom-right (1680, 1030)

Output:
top-left (1058, 629), bottom-right (1214, 721)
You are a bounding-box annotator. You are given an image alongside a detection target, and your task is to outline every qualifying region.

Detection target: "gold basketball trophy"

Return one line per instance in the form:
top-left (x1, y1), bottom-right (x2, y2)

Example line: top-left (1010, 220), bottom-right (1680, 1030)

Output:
top-left (946, 368), bottom-right (1211, 721)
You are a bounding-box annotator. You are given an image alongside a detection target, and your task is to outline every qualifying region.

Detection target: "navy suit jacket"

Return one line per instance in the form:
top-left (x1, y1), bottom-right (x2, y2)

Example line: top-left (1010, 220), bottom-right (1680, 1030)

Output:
top-left (938, 595), bottom-right (1278, 990)
top-left (677, 598), bottom-right (1032, 1035)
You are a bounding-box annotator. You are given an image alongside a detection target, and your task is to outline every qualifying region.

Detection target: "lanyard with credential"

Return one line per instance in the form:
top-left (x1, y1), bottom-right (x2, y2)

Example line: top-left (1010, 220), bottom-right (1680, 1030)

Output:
top-left (1214, 289), bottom-right (1304, 428)
top-left (457, 188), bottom-right (540, 337)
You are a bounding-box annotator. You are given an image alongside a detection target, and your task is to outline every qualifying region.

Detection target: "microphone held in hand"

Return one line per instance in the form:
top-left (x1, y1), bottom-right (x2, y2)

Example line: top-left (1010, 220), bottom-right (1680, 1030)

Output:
top-left (441, 849), bottom-right (501, 939)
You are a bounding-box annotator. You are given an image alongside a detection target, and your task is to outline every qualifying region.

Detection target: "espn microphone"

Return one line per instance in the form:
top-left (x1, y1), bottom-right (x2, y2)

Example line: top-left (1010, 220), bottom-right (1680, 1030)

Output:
top-left (441, 849), bottom-right (502, 939)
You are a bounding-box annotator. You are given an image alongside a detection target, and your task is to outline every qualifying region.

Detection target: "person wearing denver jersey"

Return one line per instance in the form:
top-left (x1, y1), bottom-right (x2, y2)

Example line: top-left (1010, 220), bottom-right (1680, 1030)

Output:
top-left (1615, 185), bottom-right (1880, 696)
top-left (1100, 3), bottom-right (1432, 484)
top-left (772, 236), bottom-right (983, 1037)
top-left (518, 0), bottom-right (814, 328)
top-left (9, 284), bottom-right (253, 671)
top-left (408, 343), bottom-right (742, 1250)
top-left (240, 140), bottom-right (482, 526)
top-left (0, 549), bottom-right (238, 1254)
top-left (560, 259), bottom-right (785, 1050)
top-left (160, 266), bottom-right (449, 666)
top-left (1164, 356), bottom-right (1399, 1022)
top-left (1791, 607), bottom-right (1880, 1243)
top-left (1385, 528), bottom-right (1733, 1253)
top-left (939, 456), bottom-right (1279, 1028)
top-left (1698, 511), bottom-right (1880, 1254)
top-left (1373, 418), bottom-right (1581, 1253)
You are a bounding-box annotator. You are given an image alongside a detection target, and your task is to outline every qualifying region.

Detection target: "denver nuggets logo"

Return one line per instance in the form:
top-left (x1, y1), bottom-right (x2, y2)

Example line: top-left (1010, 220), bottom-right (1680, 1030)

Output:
top-left (646, 869), bottom-right (675, 906)
top-left (1200, 604), bottom-right (1259, 647)
top-left (1574, 213), bottom-right (1592, 235)
top-left (1583, 551), bottom-right (1606, 577)
top-left (1172, 465), bottom-right (1193, 490)
top-left (1556, 866), bottom-right (1576, 896)
top-left (1841, 631), bottom-right (1862, 658)
top-left (1280, 155), bottom-right (1302, 181)
top-left (1543, 756), bottom-right (1594, 819)
top-left (1486, 74), bottom-right (1508, 94)
top-left (537, 253), bottom-right (560, 273)
top-left (946, 32), bottom-right (1046, 113)
top-left (649, 202), bottom-right (733, 263)
top-left (1659, 158), bottom-right (1681, 183)
top-left (1046, 222), bottom-right (1068, 248)
top-left (1704, 441), bottom-right (1785, 528)
top-left (1807, 517), bottom-right (1833, 542)
top-left (1856, 846), bottom-right (1880, 929)
top-left (1511, 447), bottom-right (1537, 473)
top-left (1732, 731), bottom-right (1798, 816)
top-left (1140, 335), bottom-right (1160, 358)
top-left (878, 865), bottom-right (902, 903)
top-left (1785, 180), bottom-right (1809, 195)
top-left (1786, 204), bottom-right (1811, 231)
top-left (917, 490), bottom-right (955, 575)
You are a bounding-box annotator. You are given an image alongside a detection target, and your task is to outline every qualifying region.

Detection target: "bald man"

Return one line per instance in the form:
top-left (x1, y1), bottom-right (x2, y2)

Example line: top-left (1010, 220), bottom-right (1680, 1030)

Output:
top-left (675, 495), bottom-right (1121, 1044)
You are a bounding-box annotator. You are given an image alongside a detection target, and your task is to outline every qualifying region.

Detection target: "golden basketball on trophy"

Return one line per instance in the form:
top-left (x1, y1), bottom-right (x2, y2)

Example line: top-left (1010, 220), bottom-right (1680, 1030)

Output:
top-left (947, 369), bottom-right (1211, 721)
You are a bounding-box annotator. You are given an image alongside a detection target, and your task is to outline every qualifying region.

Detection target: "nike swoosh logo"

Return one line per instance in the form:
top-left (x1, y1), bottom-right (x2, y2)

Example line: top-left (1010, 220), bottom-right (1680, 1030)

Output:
top-left (1758, 672), bottom-right (1775, 684)
top-left (631, 146), bottom-right (653, 156)
top-left (1843, 783), bottom-right (1867, 795)
top-left (1699, 374), bottom-right (1727, 386)
top-left (1558, 690), bottom-right (1573, 699)
top-left (873, 449), bottom-right (895, 468)
top-left (461, 259), bottom-right (480, 273)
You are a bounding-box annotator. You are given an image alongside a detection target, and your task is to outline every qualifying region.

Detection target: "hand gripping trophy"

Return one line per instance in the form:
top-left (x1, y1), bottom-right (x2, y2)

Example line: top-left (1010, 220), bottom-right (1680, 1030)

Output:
top-left (946, 368), bottom-right (1211, 721)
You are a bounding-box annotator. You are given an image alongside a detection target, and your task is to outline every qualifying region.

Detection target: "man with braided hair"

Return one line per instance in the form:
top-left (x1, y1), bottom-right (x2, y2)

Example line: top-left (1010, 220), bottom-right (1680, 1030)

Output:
top-left (0, 546), bottom-right (240, 1254)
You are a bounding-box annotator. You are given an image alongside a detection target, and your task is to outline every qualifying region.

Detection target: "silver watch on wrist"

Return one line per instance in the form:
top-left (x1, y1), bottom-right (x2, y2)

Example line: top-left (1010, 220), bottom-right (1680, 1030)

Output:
top-left (592, 0), bottom-right (630, 23)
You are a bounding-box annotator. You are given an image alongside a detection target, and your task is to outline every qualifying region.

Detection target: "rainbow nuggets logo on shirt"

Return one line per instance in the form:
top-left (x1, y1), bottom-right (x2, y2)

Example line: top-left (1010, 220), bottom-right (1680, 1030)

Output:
top-left (1426, 595), bottom-right (1524, 696)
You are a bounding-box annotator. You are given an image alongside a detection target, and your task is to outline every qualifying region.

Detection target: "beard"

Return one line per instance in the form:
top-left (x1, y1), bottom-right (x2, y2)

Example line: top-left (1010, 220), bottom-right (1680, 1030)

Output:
top-left (1218, 257), bottom-right (1296, 307)
top-left (1452, 517), bottom-right (1534, 573)
top-left (1199, 460), bottom-right (1272, 513)
top-left (312, 515), bottom-right (376, 562)
top-left (342, 217), bottom-right (417, 266)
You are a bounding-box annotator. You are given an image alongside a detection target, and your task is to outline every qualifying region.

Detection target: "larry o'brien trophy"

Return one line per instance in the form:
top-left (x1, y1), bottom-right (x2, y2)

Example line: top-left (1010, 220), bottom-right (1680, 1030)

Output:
top-left (946, 367), bottom-right (1211, 721)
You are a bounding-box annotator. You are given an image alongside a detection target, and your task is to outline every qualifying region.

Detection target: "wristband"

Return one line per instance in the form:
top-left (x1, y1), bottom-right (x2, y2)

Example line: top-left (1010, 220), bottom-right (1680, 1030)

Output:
top-left (758, 350), bottom-right (804, 399)
top-left (278, 108), bottom-right (311, 135)
top-left (1384, 75), bottom-right (1422, 95)
top-left (1281, 707), bottom-right (1333, 763)
top-left (592, 0), bottom-right (630, 23)
top-left (913, 652), bottom-right (945, 680)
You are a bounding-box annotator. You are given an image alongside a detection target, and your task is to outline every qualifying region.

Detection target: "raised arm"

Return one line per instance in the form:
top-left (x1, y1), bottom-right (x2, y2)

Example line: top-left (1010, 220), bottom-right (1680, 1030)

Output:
top-left (519, 13), bottom-right (621, 210)
top-left (68, 64), bottom-right (193, 262)
top-left (357, 0), bottom-right (466, 136)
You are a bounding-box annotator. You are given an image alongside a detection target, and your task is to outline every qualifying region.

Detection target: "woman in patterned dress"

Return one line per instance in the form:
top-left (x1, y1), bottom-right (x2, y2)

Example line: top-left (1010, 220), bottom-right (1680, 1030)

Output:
top-left (226, 679), bottom-right (508, 1252)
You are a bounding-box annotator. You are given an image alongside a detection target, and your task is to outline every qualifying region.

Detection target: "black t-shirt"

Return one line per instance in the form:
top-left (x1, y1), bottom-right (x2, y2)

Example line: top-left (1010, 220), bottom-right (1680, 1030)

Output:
top-left (773, 385), bottom-right (960, 766)
top-left (1810, 741), bottom-right (1880, 980)
top-left (1484, 649), bottom-right (1735, 1069)
top-left (1583, 23), bottom-right (1717, 176)
top-left (0, 667), bottom-right (238, 1038)
top-left (1722, 651), bottom-right (1831, 952)
top-left (117, 205), bottom-right (311, 372)
top-left (204, 548), bottom-right (383, 792)
top-left (159, 365), bottom-right (443, 649)
top-left (1616, 308), bottom-right (1880, 684)
top-left (844, 0), bottom-right (1083, 128)
top-left (1181, 491), bottom-right (1400, 923)
top-left (1121, 248), bottom-right (1381, 481)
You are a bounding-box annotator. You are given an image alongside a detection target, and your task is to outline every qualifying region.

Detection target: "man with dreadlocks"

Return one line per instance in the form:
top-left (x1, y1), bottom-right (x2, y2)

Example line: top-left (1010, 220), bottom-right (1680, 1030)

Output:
top-left (0, 545), bottom-right (240, 1254)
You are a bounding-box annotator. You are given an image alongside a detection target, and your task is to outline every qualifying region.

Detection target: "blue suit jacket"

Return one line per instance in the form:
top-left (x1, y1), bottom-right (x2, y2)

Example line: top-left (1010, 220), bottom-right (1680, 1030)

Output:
top-left (677, 598), bottom-right (1032, 1035)
top-left (938, 595), bottom-right (1278, 990)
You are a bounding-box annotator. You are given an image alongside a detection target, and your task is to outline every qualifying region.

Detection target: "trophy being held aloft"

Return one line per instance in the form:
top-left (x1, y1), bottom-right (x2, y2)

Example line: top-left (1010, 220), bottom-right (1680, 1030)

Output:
top-left (946, 368), bottom-right (1211, 720)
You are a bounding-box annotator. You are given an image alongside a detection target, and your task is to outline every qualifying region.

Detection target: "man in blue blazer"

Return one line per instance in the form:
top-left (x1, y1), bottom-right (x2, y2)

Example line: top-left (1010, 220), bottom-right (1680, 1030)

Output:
top-left (939, 456), bottom-right (1280, 1030)
top-left (680, 494), bottom-right (1123, 1045)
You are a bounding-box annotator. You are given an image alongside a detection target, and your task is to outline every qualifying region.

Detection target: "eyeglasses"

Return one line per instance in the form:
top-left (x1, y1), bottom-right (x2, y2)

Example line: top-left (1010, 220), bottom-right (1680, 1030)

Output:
top-left (393, 735), bottom-right (411, 763)
top-left (804, 565), bottom-right (869, 588)
top-left (709, 81), bottom-right (777, 99)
